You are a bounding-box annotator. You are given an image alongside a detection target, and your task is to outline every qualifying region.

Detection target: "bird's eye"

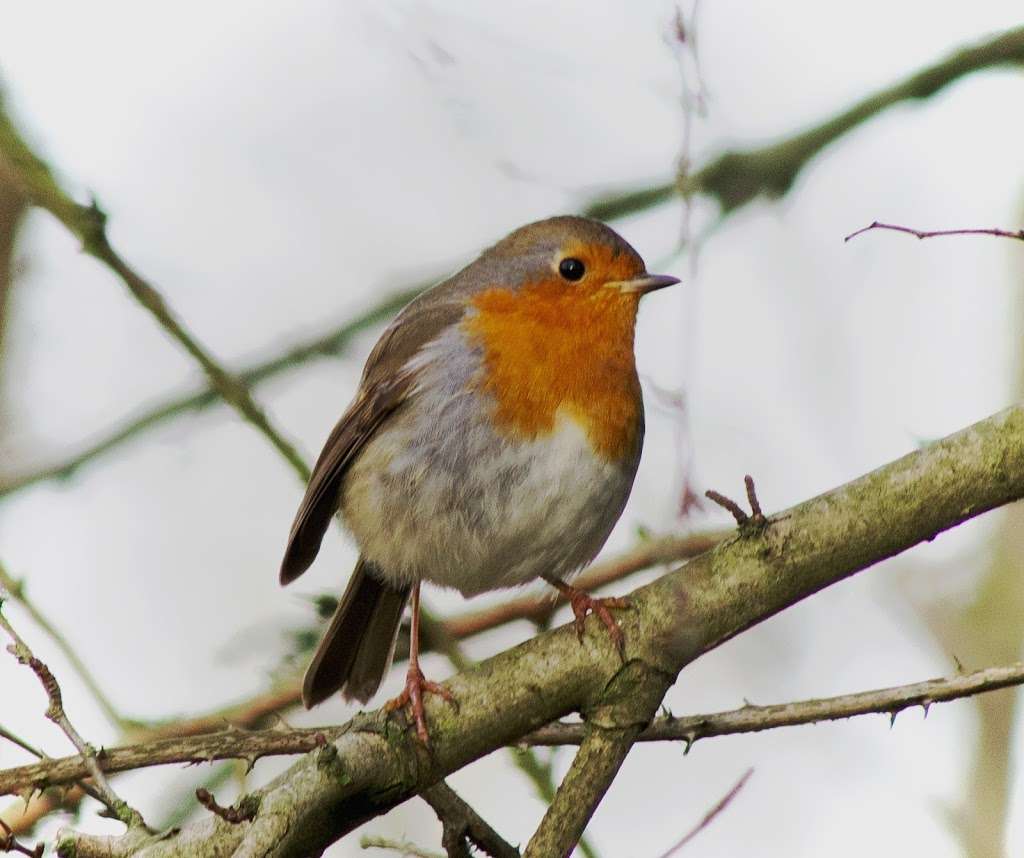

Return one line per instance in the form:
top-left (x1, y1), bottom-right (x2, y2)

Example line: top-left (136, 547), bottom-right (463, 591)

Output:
top-left (558, 257), bottom-right (585, 281)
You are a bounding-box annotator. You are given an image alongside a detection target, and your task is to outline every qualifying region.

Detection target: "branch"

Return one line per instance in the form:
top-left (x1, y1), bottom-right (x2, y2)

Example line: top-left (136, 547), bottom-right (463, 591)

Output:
top-left (584, 25), bottom-right (1024, 220)
top-left (525, 662), bottom-right (1024, 747)
top-left (51, 405), bottom-right (1024, 857)
top-left (0, 600), bottom-right (143, 827)
top-left (0, 95), bottom-right (310, 483)
top-left (844, 220), bottom-right (1024, 243)
top-left (420, 782), bottom-right (520, 858)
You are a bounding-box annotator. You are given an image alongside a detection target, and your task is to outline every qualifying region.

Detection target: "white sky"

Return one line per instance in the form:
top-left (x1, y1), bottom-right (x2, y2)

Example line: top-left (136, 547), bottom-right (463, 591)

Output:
top-left (1, 2), bottom-right (1023, 856)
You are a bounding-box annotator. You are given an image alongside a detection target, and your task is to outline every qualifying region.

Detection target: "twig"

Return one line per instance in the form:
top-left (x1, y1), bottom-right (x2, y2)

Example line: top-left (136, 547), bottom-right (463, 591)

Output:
top-left (705, 475), bottom-right (766, 531)
top-left (0, 819), bottom-right (42, 858)
top-left (0, 727), bottom-right (42, 761)
top-left (656, 769), bottom-right (753, 856)
top-left (360, 835), bottom-right (445, 858)
top-left (0, 97), bottom-right (310, 484)
top-left (0, 599), bottom-right (142, 827)
top-left (844, 220), bottom-right (1024, 243)
top-left (195, 788), bottom-right (258, 825)
top-left (421, 782), bottom-right (520, 858)
top-left (0, 563), bottom-right (126, 729)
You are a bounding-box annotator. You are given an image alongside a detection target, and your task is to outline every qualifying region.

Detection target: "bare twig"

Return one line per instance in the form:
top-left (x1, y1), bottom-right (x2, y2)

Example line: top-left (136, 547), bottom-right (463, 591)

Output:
top-left (0, 564), bottom-right (126, 730)
top-left (844, 220), bottom-right (1024, 243)
top-left (0, 598), bottom-right (142, 827)
top-left (705, 475), bottom-right (766, 531)
top-left (657, 769), bottom-right (753, 856)
top-left (421, 782), bottom-right (520, 858)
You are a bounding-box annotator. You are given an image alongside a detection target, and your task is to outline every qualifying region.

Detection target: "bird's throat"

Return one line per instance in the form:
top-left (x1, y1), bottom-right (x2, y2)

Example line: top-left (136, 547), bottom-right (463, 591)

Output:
top-left (462, 280), bottom-right (642, 462)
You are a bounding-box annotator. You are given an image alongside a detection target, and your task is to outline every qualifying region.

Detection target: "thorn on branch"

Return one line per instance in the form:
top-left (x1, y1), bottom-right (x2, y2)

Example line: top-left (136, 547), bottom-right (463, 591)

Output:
top-left (195, 789), bottom-right (258, 825)
top-left (705, 475), bottom-right (767, 533)
top-left (844, 220), bottom-right (1024, 243)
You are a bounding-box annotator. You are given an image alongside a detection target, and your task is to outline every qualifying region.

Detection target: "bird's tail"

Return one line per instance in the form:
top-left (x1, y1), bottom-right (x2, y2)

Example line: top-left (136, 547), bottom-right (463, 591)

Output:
top-left (302, 558), bottom-right (409, 708)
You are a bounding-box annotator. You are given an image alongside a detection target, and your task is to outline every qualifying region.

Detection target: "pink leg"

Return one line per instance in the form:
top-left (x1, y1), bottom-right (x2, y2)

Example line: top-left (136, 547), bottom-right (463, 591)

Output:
top-left (383, 581), bottom-right (455, 744)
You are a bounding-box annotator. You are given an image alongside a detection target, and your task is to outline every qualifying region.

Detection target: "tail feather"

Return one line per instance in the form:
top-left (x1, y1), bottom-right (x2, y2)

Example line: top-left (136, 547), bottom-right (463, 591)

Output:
top-left (302, 559), bottom-right (409, 708)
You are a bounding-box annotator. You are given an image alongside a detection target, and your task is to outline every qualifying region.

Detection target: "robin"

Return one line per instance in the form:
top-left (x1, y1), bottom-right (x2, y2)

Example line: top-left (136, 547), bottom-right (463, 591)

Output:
top-left (280, 215), bottom-right (680, 742)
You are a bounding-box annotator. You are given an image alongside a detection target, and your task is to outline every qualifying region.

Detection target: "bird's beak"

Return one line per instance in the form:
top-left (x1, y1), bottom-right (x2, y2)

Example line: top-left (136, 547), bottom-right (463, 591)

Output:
top-left (608, 273), bottom-right (681, 295)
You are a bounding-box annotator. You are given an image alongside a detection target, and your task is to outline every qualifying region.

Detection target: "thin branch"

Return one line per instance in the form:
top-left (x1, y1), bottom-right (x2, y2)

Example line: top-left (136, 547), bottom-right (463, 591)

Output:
top-left (0, 95), bottom-right (310, 484)
top-left (844, 220), bottom-right (1024, 243)
top-left (0, 599), bottom-right (142, 827)
top-left (584, 25), bottom-right (1024, 220)
top-left (0, 564), bottom-right (126, 729)
top-left (656, 769), bottom-right (753, 857)
top-left (421, 782), bottom-right (520, 858)
top-left (528, 661), bottom-right (1024, 747)
top-left (7, 660), bottom-right (1022, 795)
top-left (0, 726), bottom-right (42, 761)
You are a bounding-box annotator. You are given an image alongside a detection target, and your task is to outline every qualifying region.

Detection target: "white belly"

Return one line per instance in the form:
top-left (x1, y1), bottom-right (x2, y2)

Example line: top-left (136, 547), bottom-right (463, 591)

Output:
top-left (341, 410), bottom-right (636, 596)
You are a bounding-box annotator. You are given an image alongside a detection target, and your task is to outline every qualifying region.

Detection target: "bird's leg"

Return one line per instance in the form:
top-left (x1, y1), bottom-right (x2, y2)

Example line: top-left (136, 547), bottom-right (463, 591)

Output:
top-left (384, 580), bottom-right (455, 744)
top-left (542, 574), bottom-right (629, 655)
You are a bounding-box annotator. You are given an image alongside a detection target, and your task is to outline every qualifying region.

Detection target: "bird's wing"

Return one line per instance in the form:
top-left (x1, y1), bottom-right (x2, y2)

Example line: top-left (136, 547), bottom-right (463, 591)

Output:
top-left (279, 297), bottom-right (465, 584)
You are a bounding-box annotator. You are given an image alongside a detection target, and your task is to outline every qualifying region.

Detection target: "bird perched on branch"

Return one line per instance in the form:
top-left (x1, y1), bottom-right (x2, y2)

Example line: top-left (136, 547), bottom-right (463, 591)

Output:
top-left (280, 215), bottom-right (680, 743)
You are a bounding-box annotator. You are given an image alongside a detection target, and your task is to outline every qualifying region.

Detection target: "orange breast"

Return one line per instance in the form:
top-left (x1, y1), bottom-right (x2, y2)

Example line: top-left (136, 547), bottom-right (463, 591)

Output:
top-left (461, 279), bottom-right (642, 462)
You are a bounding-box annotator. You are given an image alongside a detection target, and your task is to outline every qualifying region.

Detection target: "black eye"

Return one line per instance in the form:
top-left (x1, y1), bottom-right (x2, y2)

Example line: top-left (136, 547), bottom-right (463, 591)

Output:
top-left (558, 257), bottom-right (585, 281)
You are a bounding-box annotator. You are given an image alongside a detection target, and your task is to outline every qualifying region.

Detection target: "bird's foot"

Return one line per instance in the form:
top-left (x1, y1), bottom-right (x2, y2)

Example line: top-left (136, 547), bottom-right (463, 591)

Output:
top-left (546, 578), bottom-right (629, 656)
top-left (384, 662), bottom-right (456, 745)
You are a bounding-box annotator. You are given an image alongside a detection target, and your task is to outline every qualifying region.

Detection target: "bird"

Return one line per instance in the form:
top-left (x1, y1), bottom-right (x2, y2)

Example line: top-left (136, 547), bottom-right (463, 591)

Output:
top-left (280, 215), bottom-right (680, 743)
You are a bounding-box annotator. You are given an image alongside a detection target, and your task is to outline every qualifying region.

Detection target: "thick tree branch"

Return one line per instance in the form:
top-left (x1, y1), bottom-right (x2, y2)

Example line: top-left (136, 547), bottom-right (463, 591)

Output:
top-left (52, 405), bottom-right (1024, 857)
top-left (585, 24), bottom-right (1024, 220)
